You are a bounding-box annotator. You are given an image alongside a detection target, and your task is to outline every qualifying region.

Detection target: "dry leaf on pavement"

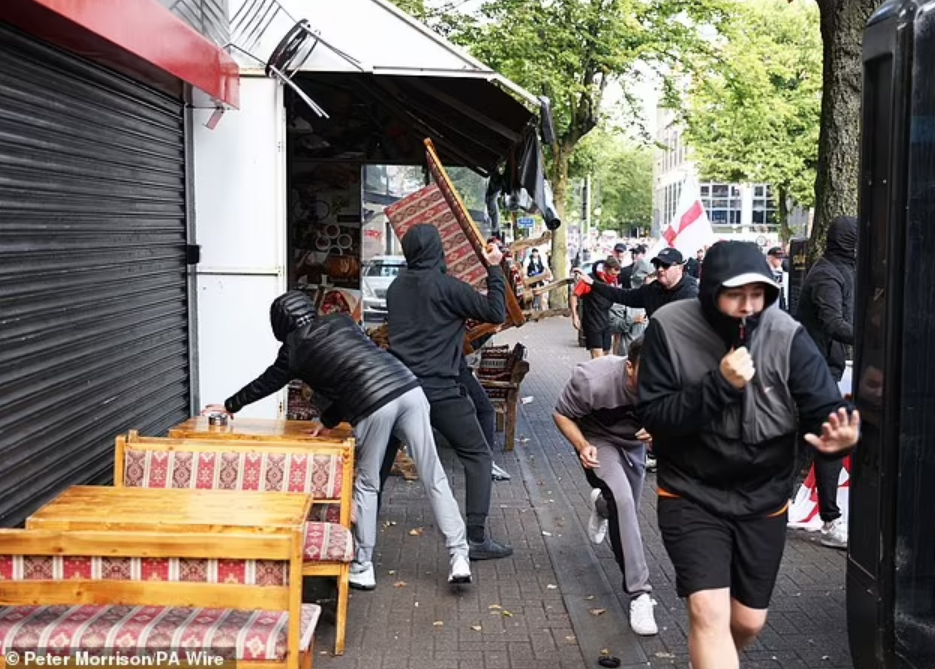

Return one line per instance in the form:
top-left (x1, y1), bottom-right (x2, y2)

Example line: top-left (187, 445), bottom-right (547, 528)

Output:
top-left (589, 608), bottom-right (607, 616)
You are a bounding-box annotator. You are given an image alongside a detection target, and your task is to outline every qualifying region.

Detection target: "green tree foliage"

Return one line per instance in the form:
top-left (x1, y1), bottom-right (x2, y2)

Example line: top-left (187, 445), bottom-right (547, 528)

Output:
top-left (434, 0), bottom-right (730, 303)
top-left (680, 0), bottom-right (821, 241)
top-left (572, 129), bottom-right (653, 234)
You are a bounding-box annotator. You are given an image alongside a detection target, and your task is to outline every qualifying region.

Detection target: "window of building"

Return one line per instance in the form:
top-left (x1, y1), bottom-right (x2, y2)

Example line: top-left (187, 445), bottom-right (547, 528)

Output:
top-left (700, 182), bottom-right (742, 230)
top-left (751, 184), bottom-right (777, 225)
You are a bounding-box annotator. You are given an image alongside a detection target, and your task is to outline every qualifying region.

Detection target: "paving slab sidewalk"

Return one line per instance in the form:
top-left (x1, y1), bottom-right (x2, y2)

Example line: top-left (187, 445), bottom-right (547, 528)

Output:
top-left (313, 317), bottom-right (852, 669)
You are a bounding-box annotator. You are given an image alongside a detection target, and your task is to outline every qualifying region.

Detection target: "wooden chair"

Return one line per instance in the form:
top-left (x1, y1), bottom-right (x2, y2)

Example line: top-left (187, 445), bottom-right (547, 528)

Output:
top-left (114, 431), bottom-right (354, 656)
top-left (476, 343), bottom-right (530, 451)
top-left (0, 527), bottom-right (316, 669)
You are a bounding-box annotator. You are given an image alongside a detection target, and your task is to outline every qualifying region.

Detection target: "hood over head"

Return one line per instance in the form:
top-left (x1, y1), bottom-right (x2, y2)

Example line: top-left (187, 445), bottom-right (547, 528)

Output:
top-left (270, 290), bottom-right (317, 342)
top-left (401, 224), bottom-right (447, 272)
top-left (825, 216), bottom-right (858, 265)
top-left (699, 241), bottom-right (780, 346)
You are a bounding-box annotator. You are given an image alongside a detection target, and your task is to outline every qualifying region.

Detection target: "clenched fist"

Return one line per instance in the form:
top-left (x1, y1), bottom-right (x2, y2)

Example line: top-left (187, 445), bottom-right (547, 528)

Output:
top-left (483, 243), bottom-right (503, 266)
top-left (720, 346), bottom-right (755, 389)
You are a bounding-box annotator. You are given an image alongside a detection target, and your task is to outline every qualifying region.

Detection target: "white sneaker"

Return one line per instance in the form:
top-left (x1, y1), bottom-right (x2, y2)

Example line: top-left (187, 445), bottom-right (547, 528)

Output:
top-left (820, 518), bottom-right (848, 549)
top-left (448, 554), bottom-right (472, 584)
top-left (629, 593), bottom-right (658, 636)
top-left (587, 488), bottom-right (608, 544)
top-left (491, 462), bottom-right (512, 481)
top-left (349, 561), bottom-right (376, 590)
top-left (645, 453), bottom-right (657, 473)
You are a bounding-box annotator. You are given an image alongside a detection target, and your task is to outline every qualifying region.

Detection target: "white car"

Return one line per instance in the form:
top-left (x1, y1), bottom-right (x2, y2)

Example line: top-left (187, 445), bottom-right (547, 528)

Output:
top-left (362, 255), bottom-right (406, 322)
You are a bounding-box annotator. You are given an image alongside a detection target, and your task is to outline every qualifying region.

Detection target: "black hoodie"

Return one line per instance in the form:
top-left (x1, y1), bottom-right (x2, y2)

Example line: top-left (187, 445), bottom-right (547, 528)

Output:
top-left (387, 224), bottom-right (506, 392)
top-left (637, 241), bottom-right (849, 518)
top-left (795, 216), bottom-right (857, 381)
top-left (225, 291), bottom-right (419, 426)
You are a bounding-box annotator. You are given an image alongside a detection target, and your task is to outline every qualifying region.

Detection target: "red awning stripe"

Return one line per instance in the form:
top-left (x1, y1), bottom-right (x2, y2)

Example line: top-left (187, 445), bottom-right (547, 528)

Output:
top-left (6, 0), bottom-right (239, 107)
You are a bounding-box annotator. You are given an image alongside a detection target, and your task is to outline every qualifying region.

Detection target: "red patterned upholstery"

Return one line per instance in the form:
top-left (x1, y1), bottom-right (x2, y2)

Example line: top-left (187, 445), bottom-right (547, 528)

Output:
top-left (123, 449), bottom-right (345, 499)
top-left (0, 603), bottom-right (320, 661)
top-left (385, 185), bottom-right (488, 290)
top-left (0, 555), bottom-right (288, 585)
top-left (303, 522), bottom-right (353, 562)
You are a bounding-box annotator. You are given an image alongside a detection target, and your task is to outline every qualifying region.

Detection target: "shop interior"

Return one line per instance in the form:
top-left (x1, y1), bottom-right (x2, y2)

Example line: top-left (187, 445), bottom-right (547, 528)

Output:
top-left (282, 72), bottom-right (539, 418)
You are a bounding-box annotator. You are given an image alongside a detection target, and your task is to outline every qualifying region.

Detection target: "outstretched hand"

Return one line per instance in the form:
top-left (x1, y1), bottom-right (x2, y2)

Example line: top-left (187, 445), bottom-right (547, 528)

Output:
top-left (307, 423), bottom-right (331, 438)
top-left (572, 268), bottom-right (593, 285)
top-left (201, 404), bottom-right (232, 418)
top-left (804, 408), bottom-right (861, 455)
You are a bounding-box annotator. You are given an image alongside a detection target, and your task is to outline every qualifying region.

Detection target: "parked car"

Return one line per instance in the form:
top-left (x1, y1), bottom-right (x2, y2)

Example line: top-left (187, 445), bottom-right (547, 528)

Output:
top-left (362, 255), bottom-right (406, 322)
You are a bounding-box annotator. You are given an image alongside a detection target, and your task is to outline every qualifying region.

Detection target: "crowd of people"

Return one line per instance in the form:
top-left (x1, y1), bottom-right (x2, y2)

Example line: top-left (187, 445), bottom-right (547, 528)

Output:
top-left (203, 220), bottom-right (860, 669)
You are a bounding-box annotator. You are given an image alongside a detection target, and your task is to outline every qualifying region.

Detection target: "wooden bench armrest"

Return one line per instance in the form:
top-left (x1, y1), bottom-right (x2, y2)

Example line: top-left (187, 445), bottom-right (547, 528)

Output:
top-left (478, 380), bottom-right (518, 390)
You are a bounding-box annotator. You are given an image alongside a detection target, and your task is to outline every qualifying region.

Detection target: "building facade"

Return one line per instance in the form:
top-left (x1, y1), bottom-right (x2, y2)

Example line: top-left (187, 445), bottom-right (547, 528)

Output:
top-left (652, 107), bottom-right (807, 246)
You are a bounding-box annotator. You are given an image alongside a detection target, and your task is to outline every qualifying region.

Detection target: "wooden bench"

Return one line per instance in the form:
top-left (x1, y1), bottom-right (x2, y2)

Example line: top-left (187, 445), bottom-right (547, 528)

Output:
top-left (0, 527), bottom-right (317, 669)
top-left (476, 343), bottom-right (530, 451)
top-left (114, 431), bottom-right (355, 656)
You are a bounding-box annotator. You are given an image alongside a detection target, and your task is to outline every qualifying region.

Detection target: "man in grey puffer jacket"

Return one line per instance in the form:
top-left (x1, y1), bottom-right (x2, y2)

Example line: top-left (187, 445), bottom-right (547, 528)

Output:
top-left (205, 291), bottom-right (471, 590)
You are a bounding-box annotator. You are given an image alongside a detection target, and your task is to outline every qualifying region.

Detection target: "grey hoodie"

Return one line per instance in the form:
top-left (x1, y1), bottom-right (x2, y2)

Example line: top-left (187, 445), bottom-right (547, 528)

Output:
top-left (387, 224), bottom-right (506, 390)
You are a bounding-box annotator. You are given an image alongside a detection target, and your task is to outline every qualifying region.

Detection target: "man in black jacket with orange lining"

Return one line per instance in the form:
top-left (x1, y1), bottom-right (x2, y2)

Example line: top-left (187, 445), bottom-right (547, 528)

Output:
top-left (204, 291), bottom-right (472, 590)
top-left (637, 241), bottom-right (860, 669)
top-left (387, 224), bottom-right (513, 560)
top-left (574, 247), bottom-right (698, 317)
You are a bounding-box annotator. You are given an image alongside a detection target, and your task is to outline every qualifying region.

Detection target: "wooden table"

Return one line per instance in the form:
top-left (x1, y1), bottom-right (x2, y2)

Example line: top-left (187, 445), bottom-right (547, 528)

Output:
top-left (26, 485), bottom-right (313, 534)
top-left (168, 416), bottom-right (354, 442)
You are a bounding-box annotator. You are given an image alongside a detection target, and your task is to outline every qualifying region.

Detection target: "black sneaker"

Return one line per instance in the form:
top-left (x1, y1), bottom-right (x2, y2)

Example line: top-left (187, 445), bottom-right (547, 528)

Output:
top-left (468, 537), bottom-right (514, 560)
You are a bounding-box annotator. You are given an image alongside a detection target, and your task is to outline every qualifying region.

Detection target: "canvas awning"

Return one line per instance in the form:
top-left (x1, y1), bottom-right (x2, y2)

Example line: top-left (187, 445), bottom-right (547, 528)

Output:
top-left (229, 0), bottom-right (541, 170)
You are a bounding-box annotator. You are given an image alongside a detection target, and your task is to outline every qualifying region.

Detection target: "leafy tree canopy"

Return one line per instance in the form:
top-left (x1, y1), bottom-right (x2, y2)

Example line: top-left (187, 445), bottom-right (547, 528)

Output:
top-left (571, 128), bottom-right (653, 233)
top-left (679, 0), bottom-right (821, 235)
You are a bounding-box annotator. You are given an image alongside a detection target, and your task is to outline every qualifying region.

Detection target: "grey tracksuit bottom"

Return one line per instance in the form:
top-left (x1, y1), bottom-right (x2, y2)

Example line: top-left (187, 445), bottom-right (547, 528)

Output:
top-left (353, 387), bottom-right (469, 564)
top-left (583, 440), bottom-right (651, 597)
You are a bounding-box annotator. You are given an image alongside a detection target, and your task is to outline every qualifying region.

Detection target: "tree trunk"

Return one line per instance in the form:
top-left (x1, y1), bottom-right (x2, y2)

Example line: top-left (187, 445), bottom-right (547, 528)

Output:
top-left (548, 144), bottom-right (573, 308)
top-left (810, 0), bottom-right (877, 261)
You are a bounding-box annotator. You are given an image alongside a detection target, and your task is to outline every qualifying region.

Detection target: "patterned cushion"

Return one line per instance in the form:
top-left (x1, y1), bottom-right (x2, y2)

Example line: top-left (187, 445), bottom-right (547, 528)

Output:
top-left (309, 505), bottom-right (342, 523)
top-left (0, 556), bottom-right (287, 585)
top-left (476, 345), bottom-right (513, 381)
top-left (386, 185), bottom-right (488, 290)
top-left (303, 522), bottom-right (353, 563)
top-left (0, 603), bottom-right (320, 660)
top-left (123, 450), bottom-right (344, 499)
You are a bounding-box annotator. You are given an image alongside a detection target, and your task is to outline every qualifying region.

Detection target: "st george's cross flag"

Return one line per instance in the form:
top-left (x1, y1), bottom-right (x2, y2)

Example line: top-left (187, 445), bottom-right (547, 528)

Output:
top-left (648, 175), bottom-right (716, 261)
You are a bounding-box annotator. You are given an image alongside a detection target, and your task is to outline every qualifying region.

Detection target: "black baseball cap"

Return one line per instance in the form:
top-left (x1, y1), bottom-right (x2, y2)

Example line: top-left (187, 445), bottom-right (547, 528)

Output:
top-left (652, 247), bottom-right (684, 267)
top-left (767, 246), bottom-right (785, 257)
top-left (630, 244), bottom-right (647, 255)
top-left (613, 242), bottom-right (628, 253)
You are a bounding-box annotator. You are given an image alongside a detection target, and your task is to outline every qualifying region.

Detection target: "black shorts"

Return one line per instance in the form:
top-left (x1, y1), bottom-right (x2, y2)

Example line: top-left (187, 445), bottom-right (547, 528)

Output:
top-left (584, 326), bottom-right (612, 351)
top-left (657, 496), bottom-right (787, 609)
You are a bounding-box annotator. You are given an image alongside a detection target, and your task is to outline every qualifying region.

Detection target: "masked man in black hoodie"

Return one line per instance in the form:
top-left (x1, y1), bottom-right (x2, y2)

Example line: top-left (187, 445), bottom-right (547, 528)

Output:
top-left (795, 215), bottom-right (857, 550)
top-left (204, 291), bottom-right (472, 591)
top-left (637, 241), bottom-right (860, 669)
top-left (387, 224), bottom-right (512, 560)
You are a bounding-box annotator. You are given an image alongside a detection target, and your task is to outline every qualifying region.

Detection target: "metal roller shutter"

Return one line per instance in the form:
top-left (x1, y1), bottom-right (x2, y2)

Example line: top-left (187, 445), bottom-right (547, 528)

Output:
top-left (0, 24), bottom-right (192, 527)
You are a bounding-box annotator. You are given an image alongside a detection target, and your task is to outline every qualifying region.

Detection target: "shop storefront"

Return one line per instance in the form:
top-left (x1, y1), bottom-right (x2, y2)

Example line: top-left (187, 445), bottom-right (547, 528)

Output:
top-left (194, 0), bottom-right (546, 419)
top-left (0, 0), bottom-right (238, 526)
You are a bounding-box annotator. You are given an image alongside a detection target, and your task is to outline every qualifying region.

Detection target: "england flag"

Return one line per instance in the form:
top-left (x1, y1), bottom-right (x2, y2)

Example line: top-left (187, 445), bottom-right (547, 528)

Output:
top-left (649, 175), bottom-right (716, 261)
